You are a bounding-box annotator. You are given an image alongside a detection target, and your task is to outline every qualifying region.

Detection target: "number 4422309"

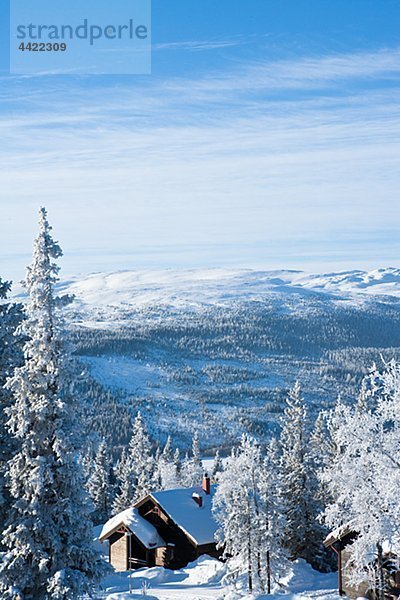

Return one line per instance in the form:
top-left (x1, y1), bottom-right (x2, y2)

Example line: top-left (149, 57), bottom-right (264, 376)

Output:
top-left (19, 42), bottom-right (67, 52)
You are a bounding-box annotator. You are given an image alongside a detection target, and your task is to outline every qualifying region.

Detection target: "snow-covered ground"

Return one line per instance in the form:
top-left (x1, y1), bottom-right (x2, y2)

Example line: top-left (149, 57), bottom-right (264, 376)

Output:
top-left (93, 525), bottom-right (339, 599)
top-left (93, 524), bottom-right (339, 600)
top-left (97, 556), bottom-right (340, 600)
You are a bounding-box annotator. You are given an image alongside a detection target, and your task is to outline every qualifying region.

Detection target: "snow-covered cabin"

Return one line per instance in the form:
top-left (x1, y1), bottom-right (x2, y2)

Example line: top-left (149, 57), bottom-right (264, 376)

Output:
top-left (99, 507), bottom-right (166, 571)
top-left (324, 526), bottom-right (400, 599)
top-left (100, 475), bottom-right (220, 571)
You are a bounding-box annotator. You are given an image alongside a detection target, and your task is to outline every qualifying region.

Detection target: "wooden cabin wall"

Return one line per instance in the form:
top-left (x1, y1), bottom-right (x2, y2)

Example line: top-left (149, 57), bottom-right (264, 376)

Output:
top-left (341, 548), bottom-right (371, 599)
top-left (109, 532), bottom-right (128, 572)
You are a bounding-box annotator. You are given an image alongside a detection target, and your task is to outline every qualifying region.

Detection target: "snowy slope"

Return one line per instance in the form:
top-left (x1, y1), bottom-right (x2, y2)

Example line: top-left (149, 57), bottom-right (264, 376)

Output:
top-left (49, 266), bottom-right (400, 451)
top-left (11, 266), bottom-right (400, 451)
top-left (54, 267), bottom-right (400, 316)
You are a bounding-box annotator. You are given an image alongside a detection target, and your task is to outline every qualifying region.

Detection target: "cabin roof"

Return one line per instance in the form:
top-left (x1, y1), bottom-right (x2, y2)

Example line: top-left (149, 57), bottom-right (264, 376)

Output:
top-left (324, 522), bottom-right (354, 547)
top-left (99, 507), bottom-right (166, 549)
top-left (149, 484), bottom-right (218, 547)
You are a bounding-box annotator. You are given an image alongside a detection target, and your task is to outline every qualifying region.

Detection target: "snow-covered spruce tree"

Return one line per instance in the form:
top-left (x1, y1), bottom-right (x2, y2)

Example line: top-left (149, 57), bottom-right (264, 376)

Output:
top-left (212, 449), bottom-right (223, 481)
top-left (0, 278), bottom-right (23, 537)
top-left (158, 436), bottom-right (179, 490)
top-left (322, 362), bottom-right (400, 598)
top-left (113, 447), bottom-right (127, 488)
top-left (173, 447), bottom-right (182, 484)
top-left (181, 451), bottom-right (190, 485)
top-left (308, 412), bottom-right (336, 571)
top-left (153, 446), bottom-right (162, 490)
top-left (279, 381), bottom-right (328, 570)
top-left (0, 208), bottom-right (107, 600)
top-left (259, 437), bottom-right (290, 593)
top-left (80, 436), bottom-right (100, 486)
top-left (161, 435), bottom-right (173, 462)
top-left (213, 435), bottom-right (287, 594)
top-left (113, 412), bottom-right (155, 513)
top-left (310, 411), bottom-right (330, 475)
top-left (112, 453), bottom-right (135, 515)
top-left (181, 431), bottom-right (203, 487)
top-left (310, 407), bottom-right (340, 510)
top-left (87, 439), bottom-right (114, 524)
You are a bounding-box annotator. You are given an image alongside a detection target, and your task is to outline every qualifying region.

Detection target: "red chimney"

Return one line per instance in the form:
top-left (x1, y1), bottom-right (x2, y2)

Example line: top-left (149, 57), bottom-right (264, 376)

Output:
top-left (202, 473), bottom-right (211, 495)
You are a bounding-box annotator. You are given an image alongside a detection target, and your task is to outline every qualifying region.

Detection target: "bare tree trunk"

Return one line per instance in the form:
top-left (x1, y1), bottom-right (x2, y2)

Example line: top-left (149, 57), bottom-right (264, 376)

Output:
top-left (266, 549), bottom-right (271, 594)
top-left (376, 543), bottom-right (385, 600)
top-left (247, 533), bottom-right (253, 593)
top-left (247, 540), bottom-right (253, 594)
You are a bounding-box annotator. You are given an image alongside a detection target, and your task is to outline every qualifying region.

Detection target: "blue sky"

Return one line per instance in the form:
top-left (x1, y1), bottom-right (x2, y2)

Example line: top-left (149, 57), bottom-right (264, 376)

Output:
top-left (1, 0), bottom-right (400, 281)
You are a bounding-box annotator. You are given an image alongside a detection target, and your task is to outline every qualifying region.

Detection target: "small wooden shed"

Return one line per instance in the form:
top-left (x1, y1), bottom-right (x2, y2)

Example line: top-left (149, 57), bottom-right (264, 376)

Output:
top-left (324, 524), bottom-right (362, 598)
top-left (324, 526), bottom-right (400, 599)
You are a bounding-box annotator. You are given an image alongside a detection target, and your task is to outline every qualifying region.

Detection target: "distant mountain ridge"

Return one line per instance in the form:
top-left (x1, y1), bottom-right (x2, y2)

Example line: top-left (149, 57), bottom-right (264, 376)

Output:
top-left (52, 267), bottom-right (400, 313)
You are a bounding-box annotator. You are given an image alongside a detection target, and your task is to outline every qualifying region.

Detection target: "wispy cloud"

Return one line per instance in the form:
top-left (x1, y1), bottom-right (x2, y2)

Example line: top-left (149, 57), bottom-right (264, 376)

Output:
top-left (153, 39), bottom-right (242, 51)
top-left (160, 46), bottom-right (400, 101)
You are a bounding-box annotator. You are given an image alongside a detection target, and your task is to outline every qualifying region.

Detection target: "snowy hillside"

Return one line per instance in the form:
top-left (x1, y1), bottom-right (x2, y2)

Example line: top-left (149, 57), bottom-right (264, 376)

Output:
top-left (44, 266), bottom-right (400, 453)
top-left (55, 267), bottom-right (400, 316)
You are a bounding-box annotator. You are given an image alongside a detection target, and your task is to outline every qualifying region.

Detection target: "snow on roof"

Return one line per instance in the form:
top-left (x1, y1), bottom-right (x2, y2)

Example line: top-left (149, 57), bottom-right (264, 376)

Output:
top-left (150, 485), bottom-right (218, 547)
top-left (324, 522), bottom-right (355, 547)
top-left (100, 507), bottom-right (165, 549)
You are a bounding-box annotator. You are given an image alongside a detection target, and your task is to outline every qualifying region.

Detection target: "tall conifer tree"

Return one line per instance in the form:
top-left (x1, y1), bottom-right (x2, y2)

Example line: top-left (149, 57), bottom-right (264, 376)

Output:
top-left (0, 278), bottom-right (23, 536)
top-left (213, 435), bottom-right (288, 595)
top-left (87, 439), bottom-right (114, 524)
top-left (181, 431), bottom-right (203, 487)
top-left (113, 412), bottom-right (154, 513)
top-left (0, 208), bottom-right (106, 599)
top-left (279, 381), bottom-right (328, 570)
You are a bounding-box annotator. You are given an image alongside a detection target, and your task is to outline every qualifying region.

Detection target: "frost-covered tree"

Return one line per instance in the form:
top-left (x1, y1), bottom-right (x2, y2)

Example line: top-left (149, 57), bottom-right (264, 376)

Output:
top-left (213, 435), bottom-right (288, 594)
top-left (212, 449), bottom-right (223, 481)
top-left (162, 435), bottom-right (173, 462)
top-left (259, 437), bottom-right (289, 593)
top-left (279, 381), bottom-right (328, 570)
top-left (173, 448), bottom-right (182, 484)
top-left (112, 466), bottom-right (135, 515)
top-left (113, 412), bottom-right (154, 513)
top-left (308, 412), bottom-right (337, 571)
top-left (113, 447), bottom-right (128, 490)
top-left (181, 432), bottom-right (203, 487)
top-left (181, 450), bottom-right (190, 484)
top-left (0, 278), bottom-right (23, 535)
top-left (158, 436), bottom-right (179, 490)
top-left (0, 208), bottom-right (106, 599)
top-left (310, 411), bottom-right (330, 472)
top-left (87, 439), bottom-right (114, 524)
top-left (153, 446), bottom-right (162, 490)
top-left (310, 408), bottom-right (338, 509)
top-left (322, 361), bottom-right (400, 597)
top-left (80, 437), bottom-right (98, 484)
